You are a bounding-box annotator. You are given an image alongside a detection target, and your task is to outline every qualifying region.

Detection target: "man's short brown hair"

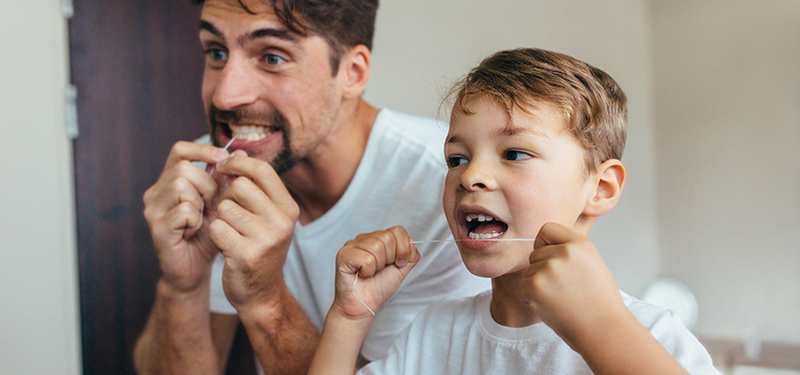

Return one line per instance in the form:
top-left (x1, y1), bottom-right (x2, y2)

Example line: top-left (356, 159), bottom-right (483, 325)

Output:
top-left (448, 48), bottom-right (628, 173)
top-left (195, 0), bottom-right (379, 74)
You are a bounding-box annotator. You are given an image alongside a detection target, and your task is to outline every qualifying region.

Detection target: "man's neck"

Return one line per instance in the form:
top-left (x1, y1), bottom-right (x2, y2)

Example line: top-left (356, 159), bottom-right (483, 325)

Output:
top-left (282, 99), bottom-right (379, 225)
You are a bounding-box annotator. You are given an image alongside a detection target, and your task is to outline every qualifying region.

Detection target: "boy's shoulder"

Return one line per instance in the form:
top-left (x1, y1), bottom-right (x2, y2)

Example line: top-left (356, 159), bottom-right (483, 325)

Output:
top-left (621, 290), bottom-right (695, 340)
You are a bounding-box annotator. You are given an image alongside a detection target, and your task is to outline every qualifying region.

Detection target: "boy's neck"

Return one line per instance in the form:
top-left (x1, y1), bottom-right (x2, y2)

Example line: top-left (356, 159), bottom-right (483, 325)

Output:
top-left (489, 272), bottom-right (543, 328)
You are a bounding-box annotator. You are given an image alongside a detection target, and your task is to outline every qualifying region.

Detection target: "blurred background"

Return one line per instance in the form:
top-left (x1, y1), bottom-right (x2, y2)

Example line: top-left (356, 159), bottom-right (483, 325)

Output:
top-left (1, 0), bottom-right (797, 374)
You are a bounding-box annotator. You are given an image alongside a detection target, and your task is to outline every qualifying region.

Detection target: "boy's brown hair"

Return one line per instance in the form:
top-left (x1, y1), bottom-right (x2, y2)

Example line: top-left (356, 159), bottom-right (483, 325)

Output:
top-left (194, 0), bottom-right (379, 75)
top-left (448, 48), bottom-right (628, 173)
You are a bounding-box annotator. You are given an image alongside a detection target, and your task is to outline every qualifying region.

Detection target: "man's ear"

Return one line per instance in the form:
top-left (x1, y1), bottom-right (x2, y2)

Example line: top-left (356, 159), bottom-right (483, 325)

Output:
top-left (583, 159), bottom-right (625, 217)
top-left (340, 44), bottom-right (371, 100)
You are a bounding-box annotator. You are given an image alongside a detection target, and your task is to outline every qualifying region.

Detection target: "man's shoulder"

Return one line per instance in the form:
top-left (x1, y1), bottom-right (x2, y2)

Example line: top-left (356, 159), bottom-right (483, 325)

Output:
top-left (194, 134), bottom-right (212, 144)
top-left (375, 109), bottom-right (448, 146)
top-left (370, 109), bottom-right (449, 171)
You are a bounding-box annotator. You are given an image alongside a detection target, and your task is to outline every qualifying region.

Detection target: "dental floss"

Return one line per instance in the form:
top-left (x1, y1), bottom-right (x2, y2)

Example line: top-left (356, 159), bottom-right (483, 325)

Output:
top-left (208, 137), bottom-right (236, 176)
top-left (200, 137), bottom-right (237, 220)
top-left (353, 272), bottom-right (376, 316)
top-left (410, 238), bottom-right (536, 244)
top-left (351, 238), bottom-right (537, 316)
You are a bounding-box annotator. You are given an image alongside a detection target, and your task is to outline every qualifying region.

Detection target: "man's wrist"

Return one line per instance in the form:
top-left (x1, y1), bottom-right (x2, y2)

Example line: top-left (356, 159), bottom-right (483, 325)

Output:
top-left (235, 282), bottom-right (296, 324)
top-left (156, 278), bottom-right (211, 305)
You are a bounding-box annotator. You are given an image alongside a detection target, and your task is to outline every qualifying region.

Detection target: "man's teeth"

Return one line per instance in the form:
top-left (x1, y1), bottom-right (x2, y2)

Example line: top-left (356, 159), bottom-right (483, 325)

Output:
top-left (468, 232), bottom-right (502, 240)
top-left (229, 124), bottom-right (275, 141)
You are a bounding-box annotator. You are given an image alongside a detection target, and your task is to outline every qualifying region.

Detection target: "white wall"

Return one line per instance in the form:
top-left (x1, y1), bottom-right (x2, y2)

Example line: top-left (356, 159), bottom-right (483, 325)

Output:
top-left (651, 0), bottom-right (800, 344)
top-left (0, 2), bottom-right (82, 375)
top-left (366, 0), bottom-right (661, 294)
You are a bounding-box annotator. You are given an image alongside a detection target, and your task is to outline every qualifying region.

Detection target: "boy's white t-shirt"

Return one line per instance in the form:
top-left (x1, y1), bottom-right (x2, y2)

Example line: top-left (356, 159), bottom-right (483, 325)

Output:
top-left (359, 290), bottom-right (722, 375)
top-left (206, 108), bottom-right (490, 364)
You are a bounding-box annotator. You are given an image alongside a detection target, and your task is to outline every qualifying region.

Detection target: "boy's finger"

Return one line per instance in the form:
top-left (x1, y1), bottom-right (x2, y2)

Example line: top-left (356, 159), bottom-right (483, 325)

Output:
top-left (338, 245), bottom-right (379, 278)
top-left (534, 222), bottom-right (574, 247)
top-left (387, 226), bottom-right (412, 266)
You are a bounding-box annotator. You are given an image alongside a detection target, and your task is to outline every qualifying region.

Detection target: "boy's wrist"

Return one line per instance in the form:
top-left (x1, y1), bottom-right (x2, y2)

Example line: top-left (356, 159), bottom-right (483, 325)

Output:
top-left (327, 304), bottom-right (377, 328)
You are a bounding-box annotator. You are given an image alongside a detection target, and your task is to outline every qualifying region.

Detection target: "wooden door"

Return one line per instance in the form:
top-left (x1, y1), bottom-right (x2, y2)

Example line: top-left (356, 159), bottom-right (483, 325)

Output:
top-left (68, 1), bottom-right (254, 373)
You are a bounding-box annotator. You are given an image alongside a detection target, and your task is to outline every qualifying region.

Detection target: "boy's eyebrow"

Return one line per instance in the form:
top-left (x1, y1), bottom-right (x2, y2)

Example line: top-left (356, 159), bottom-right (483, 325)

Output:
top-left (199, 20), bottom-right (300, 46)
top-left (496, 125), bottom-right (551, 140)
top-left (446, 135), bottom-right (462, 144)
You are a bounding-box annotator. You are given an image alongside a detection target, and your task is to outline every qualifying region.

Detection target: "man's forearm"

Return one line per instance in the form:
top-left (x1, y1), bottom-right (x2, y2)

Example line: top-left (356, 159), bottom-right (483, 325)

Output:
top-left (134, 279), bottom-right (221, 375)
top-left (238, 285), bottom-right (321, 375)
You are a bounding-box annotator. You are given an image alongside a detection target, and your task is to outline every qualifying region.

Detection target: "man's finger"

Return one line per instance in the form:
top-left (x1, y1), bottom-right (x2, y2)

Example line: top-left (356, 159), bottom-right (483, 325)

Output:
top-left (164, 141), bottom-right (230, 171)
top-left (214, 153), bottom-right (297, 215)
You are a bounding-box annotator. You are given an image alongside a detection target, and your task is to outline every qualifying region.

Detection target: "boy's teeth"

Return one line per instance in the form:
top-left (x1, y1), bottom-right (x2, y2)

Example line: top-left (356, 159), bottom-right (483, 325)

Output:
top-left (229, 124), bottom-right (275, 141)
top-left (466, 214), bottom-right (494, 222)
top-left (468, 232), bottom-right (502, 240)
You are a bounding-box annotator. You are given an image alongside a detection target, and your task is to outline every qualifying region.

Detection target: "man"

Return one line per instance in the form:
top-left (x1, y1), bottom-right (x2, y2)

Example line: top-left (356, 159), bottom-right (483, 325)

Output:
top-left (133, 0), bottom-right (487, 374)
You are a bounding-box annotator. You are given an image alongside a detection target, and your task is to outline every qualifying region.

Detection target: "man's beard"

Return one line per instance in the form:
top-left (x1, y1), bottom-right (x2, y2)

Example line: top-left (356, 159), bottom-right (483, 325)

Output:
top-left (208, 106), bottom-right (302, 175)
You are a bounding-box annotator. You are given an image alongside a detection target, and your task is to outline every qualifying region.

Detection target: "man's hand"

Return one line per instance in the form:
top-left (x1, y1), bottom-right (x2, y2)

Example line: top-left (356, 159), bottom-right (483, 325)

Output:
top-left (143, 141), bottom-right (230, 293)
top-left (332, 226), bottom-right (421, 320)
top-left (207, 150), bottom-right (300, 314)
top-left (518, 222), bottom-right (627, 350)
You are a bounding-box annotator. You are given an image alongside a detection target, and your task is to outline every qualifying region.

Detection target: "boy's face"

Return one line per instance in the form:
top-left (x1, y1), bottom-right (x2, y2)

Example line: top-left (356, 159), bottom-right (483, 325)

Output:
top-left (443, 96), bottom-right (596, 278)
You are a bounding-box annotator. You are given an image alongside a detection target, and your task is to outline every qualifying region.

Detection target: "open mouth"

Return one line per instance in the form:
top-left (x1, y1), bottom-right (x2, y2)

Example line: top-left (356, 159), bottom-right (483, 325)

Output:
top-left (465, 213), bottom-right (508, 240)
top-left (226, 124), bottom-right (279, 142)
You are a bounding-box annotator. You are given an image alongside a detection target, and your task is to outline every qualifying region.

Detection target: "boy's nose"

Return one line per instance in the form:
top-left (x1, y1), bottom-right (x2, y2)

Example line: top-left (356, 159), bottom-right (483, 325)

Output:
top-left (212, 59), bottom-right (259, 111)
top-left (459, 161), bottom-right (498, 191)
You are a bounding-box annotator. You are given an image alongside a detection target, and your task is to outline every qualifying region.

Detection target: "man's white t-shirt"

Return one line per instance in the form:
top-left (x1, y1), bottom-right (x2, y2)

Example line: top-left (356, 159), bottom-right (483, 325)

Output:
top-left (359, 290), bottom-right (722, 374)
top-left (207, 108), bottom-right (490, 365)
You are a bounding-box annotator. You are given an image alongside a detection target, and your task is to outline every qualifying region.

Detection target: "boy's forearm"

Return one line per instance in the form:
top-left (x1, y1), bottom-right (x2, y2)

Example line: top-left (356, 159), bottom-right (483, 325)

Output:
top-left (573, 311), bottom-right (689, 375)
top-left (308, 309), bottom-right (375, 375)
top-left (238, 284), bottom-right (322, 375)
top-left (134, 279), bottom-right (221, 374)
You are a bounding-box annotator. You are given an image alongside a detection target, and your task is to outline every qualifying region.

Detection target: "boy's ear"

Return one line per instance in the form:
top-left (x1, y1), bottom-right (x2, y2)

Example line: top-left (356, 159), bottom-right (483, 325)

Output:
top-left (340, 44), bottom-right (371, 100)
top-left (583, 159), bottom-right (626, 217)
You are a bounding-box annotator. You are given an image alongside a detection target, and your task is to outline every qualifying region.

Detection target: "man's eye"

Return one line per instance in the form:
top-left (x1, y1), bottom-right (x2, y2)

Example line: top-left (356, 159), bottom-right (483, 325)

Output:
top-left (264, 54), bottom-right (286, 65)
top-left (447, 156), bottom-right (468, 168)
top-left (504, 150), bottom-right (532, 161)
top-left (205, 48), bottom-right (228, 62)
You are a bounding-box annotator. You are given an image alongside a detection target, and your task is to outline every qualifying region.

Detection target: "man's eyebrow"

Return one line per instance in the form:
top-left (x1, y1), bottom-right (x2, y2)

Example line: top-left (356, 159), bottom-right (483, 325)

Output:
top-left (244, 27), bottom-right (299, 44)
top-left (199, 20), bottom-right (300, 46)
top-left (199, 20), bottom-right (222, 38)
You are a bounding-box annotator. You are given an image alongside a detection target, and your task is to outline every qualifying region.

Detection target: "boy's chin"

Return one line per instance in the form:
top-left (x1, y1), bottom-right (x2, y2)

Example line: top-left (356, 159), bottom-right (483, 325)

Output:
top-left (460, 256), bottom-right (522, 279)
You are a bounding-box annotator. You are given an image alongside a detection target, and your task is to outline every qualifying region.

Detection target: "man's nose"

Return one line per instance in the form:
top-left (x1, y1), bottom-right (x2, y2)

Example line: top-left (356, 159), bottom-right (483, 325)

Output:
top-left (212, 58), bottom-right (259, 111)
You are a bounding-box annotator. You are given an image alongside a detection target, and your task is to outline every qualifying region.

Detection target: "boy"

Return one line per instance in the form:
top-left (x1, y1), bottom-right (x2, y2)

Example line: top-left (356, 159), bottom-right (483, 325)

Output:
top-left (308, 48), bottom-right (720, 374)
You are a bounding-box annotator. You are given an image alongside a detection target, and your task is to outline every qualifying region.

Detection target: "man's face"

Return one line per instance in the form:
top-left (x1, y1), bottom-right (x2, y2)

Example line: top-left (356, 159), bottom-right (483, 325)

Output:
top-left (199, 0), bottom-right (344, 174)
top-left (442, 96), bottom-right (594, 278)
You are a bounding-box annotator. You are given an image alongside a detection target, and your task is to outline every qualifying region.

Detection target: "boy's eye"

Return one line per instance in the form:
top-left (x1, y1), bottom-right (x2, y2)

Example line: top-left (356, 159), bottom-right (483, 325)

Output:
top-left (447, 156), bottom-right (468, 168)
top-left (504, 150), bottom-right (532, 161)
top-left (264, 54), bottom-right (286, 65)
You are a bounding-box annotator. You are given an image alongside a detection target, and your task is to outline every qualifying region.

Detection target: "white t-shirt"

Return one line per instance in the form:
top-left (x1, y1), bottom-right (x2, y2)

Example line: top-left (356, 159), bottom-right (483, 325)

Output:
top-left (207, 109), bottom-right (490, 364)
top-left (359, 290), bottom-right (722, 375)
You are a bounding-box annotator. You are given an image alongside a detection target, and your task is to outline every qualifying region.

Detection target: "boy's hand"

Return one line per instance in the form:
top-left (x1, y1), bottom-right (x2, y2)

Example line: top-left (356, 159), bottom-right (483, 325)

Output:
top-left (518, 222), bottom-right (628, 350)
top-left (332, 226), bottom-right (421, 320)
